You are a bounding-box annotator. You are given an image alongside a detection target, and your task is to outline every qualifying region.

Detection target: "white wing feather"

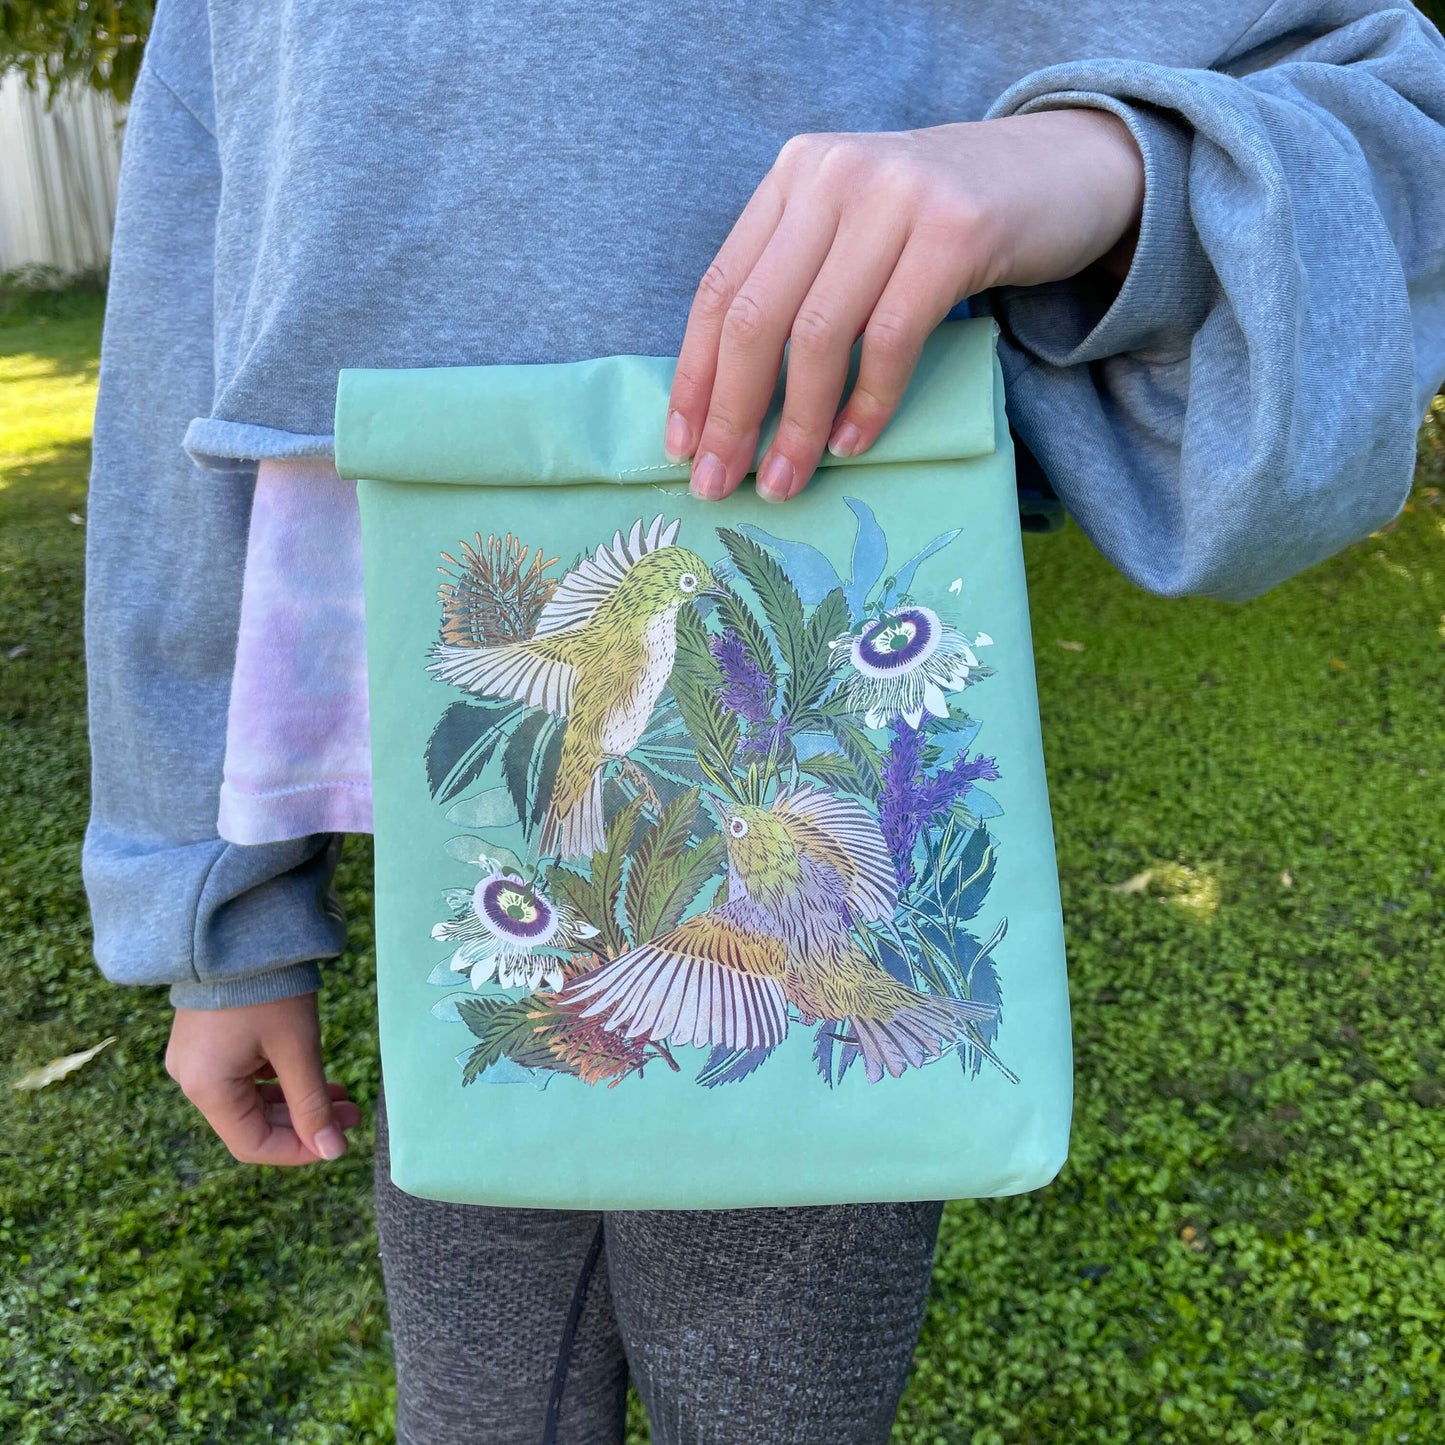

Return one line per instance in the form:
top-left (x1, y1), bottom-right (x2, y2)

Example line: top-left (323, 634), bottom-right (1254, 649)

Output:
top-left (428, 641), bottom-right (576, 715)
top-left (532, 514), bottom-right (681, 635)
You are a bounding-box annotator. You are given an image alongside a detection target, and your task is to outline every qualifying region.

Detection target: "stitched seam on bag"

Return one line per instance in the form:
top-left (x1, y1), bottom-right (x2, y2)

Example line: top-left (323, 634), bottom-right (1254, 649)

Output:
top-left (222, 779), bottom-right (372, 799)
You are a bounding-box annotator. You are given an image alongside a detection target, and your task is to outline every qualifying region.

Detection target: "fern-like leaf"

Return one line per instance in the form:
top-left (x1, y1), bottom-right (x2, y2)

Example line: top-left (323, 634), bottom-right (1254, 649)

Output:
top-left (626, 790), bottom-right (726, 943)
top-left (717, 528), bottom-right (807, 680)
top-left (671, 609), bottom-right (743, 801)
top-left (786, 586), bottom-right (848, 718)
top-left (821, 714), bottom-right (883, 801)
top-left (586, 794), bottom-right (647, 957)
top-left (458, 996), bottom-right (557, 1082)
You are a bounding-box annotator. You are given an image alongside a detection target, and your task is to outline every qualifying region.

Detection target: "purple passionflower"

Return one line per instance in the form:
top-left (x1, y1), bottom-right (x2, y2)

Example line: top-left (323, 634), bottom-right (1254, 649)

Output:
top-left (878, 724), bottom-right (1000, 890)
top-left (431, 864), bottom-right (599, 992)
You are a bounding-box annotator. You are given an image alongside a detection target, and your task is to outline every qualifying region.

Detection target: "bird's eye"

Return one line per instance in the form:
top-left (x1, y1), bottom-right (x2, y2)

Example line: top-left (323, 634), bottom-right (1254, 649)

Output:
top-left (679, 572), bottom-right (698, 594)
top-left (728, 816), bottom-right (749, 838)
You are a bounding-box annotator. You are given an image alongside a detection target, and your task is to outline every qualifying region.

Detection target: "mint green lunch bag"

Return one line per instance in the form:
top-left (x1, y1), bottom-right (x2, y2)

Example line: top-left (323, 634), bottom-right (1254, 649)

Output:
top-left (334, 316), bottom-right (1071, 1209)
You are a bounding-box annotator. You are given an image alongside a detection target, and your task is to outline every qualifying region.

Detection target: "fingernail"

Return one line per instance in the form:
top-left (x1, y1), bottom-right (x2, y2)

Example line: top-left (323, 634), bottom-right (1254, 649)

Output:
top-left (756, 453), bottom-right (794, 503)
top-left (690, 453), bottom-right (727, 500)
top-left (665, 410), bottom-right (693, 461)
top-left (828, 421), bottom-right (862, 458)
top-left (315, 1125), bottom-right (347, 1161)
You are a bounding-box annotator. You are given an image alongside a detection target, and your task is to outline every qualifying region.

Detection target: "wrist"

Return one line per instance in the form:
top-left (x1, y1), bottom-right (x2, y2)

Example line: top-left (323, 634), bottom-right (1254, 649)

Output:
top-left (169, 959), bottom-right (323, 1011)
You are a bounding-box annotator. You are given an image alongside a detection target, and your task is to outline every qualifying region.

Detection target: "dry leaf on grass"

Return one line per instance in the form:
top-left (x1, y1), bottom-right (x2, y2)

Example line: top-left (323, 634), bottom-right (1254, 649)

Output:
top-left (1057, 639), bottom-right (1085, 652)
top-left (11, 1036), bottom-right (117, 1092)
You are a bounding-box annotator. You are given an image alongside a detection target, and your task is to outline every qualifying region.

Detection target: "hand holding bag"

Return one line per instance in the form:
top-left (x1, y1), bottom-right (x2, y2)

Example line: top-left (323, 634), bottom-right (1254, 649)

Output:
top-left (335, 316), bottom-right (1071, 1208)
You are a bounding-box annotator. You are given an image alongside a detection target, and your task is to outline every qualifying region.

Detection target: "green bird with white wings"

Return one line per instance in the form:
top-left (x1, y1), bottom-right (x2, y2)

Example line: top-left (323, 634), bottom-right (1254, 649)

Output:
top-left (428, 516), bottom-right (716, 859)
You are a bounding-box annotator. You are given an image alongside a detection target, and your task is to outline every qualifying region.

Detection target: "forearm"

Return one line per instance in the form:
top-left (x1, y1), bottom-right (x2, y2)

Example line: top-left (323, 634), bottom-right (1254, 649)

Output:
top-left (84, 52), bottom-right (346, 1009)
top-left (975, 4), bottom-right (1445, 598)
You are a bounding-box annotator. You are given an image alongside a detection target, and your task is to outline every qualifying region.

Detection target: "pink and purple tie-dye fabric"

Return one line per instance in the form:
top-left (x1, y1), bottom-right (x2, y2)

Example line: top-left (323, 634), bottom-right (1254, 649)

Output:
top-left (218, 458), bottom-right (373, 844)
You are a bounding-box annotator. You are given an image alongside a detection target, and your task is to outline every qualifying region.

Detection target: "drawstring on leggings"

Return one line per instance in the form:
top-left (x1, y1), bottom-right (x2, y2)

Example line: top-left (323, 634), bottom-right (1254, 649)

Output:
top-left (541, 1217), bottom-right (607, 1445)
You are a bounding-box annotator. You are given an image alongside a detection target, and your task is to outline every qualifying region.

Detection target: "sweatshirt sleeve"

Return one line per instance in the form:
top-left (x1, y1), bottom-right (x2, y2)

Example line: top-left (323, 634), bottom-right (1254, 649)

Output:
top-left (83, 3), bottom-right (346, 1009)
top-left (974, 1), bottom-right (1445, 601)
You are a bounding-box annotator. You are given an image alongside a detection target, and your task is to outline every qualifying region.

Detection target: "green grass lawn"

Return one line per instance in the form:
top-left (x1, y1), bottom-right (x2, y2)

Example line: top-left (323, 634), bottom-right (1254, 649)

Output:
top-left (2, 291), bottom-right (1443, 1444)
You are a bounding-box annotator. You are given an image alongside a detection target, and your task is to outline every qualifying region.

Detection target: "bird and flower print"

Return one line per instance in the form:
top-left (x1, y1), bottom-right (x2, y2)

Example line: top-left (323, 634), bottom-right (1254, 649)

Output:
top-left (418, 502), bottom-right (1018, 1092)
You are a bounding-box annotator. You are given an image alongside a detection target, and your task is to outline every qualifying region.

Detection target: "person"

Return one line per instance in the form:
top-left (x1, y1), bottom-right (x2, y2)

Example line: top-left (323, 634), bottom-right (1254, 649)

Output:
top-left (83, 1), bottom-right (1445, 1441)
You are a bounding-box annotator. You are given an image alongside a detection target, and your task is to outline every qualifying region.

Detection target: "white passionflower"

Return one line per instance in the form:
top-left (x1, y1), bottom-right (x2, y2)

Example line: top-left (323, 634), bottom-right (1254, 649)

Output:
top-left (831, 606), bottom-right (992, 729)
top-left (430, 870), bottom-right (598, 993)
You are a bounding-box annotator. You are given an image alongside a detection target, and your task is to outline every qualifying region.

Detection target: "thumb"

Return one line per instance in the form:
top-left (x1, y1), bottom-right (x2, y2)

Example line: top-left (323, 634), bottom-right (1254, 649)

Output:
top-left (266, 1009), bottom-right (348, 1161)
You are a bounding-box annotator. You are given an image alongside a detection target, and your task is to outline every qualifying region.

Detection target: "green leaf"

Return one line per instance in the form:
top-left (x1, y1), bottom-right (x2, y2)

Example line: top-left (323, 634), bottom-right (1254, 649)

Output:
top-left (458, 996), bottom-right (560, 1083)
top-left (797, 751), bottom-right (864, 787)
top-left (786, 586), bottom-right (849, 718)
top-left (501, 708), bottom-right (550, 830)
top-left (456, 994), bottom-right (508, 1041)
top-left (670, 609), bottom-right (742, 801)
top-left (586, 793), bottom-right (647, 957)
top-left (624, 789), bottom-right (726, 942)
top-left (717, 528), bottom-right (806, 681)
top-left (426, 700), bottom-right (520, 802)
top-left (547, 865), bottom-right (604, 941)
top-left (821, 715), bottom-right (883, 801)
top-left (713, 585), bottom-right (778, 689)
top-left (530, 718), bottom-right (565, 828)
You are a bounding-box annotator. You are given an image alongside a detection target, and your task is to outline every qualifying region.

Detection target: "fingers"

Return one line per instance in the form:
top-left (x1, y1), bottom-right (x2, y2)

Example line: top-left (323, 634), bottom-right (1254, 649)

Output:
top-left (266, 1010), bottom-right (350, 1162)
top-left (823, 229), bottom-right (964, 464)
top-left (667, 179), bottom-right (787, 464)
top-left (669, 139), bottom-right (969, 504)
top-left (183, 1070), bottom-right (329, 1168)
top-left (167, 998), bottom-right (361, 1169)
top-left (258, 1080), bottom-right (363, 1133)
top-left (750, 214), bottom-right (906, 502)
top-left (682, 204), bottom-right (838, 501)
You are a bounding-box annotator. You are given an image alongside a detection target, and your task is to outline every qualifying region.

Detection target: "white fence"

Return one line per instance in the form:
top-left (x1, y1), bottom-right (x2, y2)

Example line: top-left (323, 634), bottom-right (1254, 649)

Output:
top-left (0, 70), bottom-right (125, 277)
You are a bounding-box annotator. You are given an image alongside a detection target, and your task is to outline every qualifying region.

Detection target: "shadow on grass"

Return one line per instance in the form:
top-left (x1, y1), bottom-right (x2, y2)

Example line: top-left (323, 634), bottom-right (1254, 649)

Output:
top-left (0, 437), bottom-right (91, 527)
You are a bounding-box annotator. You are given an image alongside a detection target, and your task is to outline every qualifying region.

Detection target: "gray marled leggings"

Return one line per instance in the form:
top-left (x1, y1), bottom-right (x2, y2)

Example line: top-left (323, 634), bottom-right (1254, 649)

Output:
top-left (373, 1087), bottom-right (945, 1444)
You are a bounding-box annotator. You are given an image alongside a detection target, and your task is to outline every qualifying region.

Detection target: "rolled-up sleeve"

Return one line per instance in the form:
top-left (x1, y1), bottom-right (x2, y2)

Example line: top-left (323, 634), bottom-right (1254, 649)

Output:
top-left (83, 2), bottom-right (346, 1009)
top-left (974, 1), bottom-right (1445, 600)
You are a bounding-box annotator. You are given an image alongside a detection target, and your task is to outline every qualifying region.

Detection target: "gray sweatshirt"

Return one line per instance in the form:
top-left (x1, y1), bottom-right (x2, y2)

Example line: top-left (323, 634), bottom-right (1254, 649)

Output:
top-left (83, 0), bottom-right (1445, 1008)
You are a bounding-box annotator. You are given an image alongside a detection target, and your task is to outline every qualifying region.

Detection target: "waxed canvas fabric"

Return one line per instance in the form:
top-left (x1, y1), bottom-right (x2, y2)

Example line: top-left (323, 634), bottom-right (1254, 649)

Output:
top-left (336, 317), bottom-right (1072, 1209)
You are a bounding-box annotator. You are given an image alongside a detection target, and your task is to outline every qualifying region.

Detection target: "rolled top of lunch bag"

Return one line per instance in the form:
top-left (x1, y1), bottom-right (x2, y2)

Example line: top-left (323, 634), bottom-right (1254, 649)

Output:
top-left (335, 316), bottom-right (1000, 488)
